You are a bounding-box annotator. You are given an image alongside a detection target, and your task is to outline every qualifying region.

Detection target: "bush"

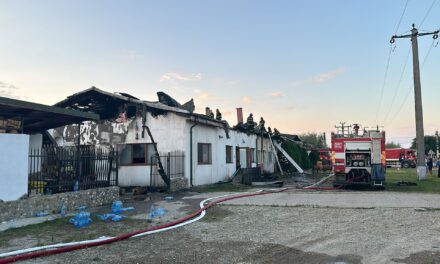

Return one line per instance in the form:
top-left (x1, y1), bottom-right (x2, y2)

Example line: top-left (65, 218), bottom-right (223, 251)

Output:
top-left (278, 141), bottom-right (312, 172)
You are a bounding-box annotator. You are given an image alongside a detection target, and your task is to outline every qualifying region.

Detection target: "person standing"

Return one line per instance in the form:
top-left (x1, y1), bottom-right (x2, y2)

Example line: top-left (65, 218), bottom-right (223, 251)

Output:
top-left (437, 158), bottom-right (440, 178)
top-left (427, 157), bottom-right (433, 176)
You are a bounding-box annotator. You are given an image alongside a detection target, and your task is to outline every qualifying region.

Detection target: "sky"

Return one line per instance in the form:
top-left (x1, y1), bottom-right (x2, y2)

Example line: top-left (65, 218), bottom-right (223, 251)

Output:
top-left (0, 0), bottom-right (439, 147)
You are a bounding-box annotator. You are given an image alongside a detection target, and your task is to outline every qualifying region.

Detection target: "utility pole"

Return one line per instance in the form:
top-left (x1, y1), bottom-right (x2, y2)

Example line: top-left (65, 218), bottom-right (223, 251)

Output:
top-left (436, 130), bottom-right (439, 158)
top-left (391, 24), bottom-right (439, 180)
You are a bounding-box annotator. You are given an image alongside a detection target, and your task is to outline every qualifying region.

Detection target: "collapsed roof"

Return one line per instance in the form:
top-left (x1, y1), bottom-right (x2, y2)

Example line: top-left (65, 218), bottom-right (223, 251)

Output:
top-left (54, 87), bottom-right (191, 119)
top-left (54, 87), bottom-right (226, 128)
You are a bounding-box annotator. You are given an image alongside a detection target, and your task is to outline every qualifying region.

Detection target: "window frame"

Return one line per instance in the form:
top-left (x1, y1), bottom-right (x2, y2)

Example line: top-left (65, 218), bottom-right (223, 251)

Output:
top-left (198, 143), bottom-right (212, 165)
top-left (226, 145), bottom-right (233, 164)
top-left (120, 143), bottom-right (157, 166)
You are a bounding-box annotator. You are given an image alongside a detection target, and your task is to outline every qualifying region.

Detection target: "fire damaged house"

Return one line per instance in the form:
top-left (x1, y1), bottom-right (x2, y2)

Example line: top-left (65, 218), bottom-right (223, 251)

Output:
top-left (49, 87), bottom-right (277, 190)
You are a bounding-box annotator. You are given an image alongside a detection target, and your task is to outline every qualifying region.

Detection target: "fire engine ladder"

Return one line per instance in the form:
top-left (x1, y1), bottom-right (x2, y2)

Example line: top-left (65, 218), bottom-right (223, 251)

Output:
top-left (273, 141), bottom-right (304, 174)
top-left (143, 125), bottom-right (170, 189)
top-left (268, 133), bottom-right (284, 175)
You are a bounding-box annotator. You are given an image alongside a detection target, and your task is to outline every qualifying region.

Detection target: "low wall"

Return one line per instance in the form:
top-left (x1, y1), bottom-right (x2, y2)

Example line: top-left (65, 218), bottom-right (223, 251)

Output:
top-left (170, 177), bottom-right (188, 192)
top-left (0, 187), bottom-right (119, 222)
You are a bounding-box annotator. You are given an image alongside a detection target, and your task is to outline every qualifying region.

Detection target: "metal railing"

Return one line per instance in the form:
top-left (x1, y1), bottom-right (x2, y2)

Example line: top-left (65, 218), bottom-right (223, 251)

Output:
top-left (28, 145), bottom-right (118, 195)
top-left (150, 151), bottom-right (185, 189)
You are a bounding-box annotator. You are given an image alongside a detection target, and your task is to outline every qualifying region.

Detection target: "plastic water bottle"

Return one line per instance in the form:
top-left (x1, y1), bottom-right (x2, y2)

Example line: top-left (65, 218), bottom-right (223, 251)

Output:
top-left (111, 201), bottom-right (123, 214)
top-left (73, 181), bottom-right (79, 192)
top-left (122, 206), bottom-right (134, 212)
top-left (8, 219), bottom-right (15, 229)
top-left (97, 213), bottom-right (115, 221)
top-left (35, 211), bottom-right (48, 217)
top-left (149, 205), bottom-right (156, 219)
top-left (70, 211), bottom-right (92, 228)
top-left (60, 204), bottom-right (67, 217)
top-left (111, 215), bottom-right (126, 222)
top-left (164, 196), bottom-right (174, 201)
top-left (155, 207), bottom-right (166, 216)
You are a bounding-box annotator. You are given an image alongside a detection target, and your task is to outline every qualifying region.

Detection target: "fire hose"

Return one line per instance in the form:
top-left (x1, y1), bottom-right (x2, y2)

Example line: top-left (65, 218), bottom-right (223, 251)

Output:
top-left (0, 174), bottom-right (346, 263)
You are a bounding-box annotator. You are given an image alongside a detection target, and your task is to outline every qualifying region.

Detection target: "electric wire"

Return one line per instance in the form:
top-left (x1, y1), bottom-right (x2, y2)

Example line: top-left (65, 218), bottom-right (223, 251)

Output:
top-left (382, 45), bottom-right (411, 124)
top-left (387, 39), bottom-right (435, 126)
top-left (374, 0), bottom-right (409, 125)
top-left (419, 0), bottom-right (437, 28)
top-left (394, 0), bottom-right (409, 34)
top-left (373, 45), bottom-right (393, 125)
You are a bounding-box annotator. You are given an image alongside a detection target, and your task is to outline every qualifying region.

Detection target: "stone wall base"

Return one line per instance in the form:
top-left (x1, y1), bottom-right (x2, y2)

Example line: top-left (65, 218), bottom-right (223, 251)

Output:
top-left (0, 187), bottom-right (119, 222)
top-left (170, 177), bottom-right (188, 192)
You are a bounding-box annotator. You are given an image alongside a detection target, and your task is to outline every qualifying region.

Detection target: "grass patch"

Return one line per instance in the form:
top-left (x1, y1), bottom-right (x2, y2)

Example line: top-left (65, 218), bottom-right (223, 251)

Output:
top-left (0, 215), bottom-right (148, 249)
top-left (385, 168), bottom-right (440, 194)
top-left (190, 182), bottom-right (251, 193)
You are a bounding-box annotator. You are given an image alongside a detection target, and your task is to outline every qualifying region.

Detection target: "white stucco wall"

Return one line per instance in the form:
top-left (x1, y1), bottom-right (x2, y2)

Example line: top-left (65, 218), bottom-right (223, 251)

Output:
top-left (0, 134), bottom-right (29, 201)
top-left (49, 109), bottom-right (276, 188)
top-left (187, 124), bottom-right (276, 186)
top-left (118, 112), bottom-right (187, 187)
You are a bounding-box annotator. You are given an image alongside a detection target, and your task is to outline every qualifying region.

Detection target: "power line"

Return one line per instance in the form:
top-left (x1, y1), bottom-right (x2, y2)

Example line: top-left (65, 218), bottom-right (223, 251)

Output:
top-left (394, 0), bottom-right (409, 34)
top-left (373, 45), bottom-right (393, 125)
top-left (387, 38), bottom-right (436, 126)
top-left (419, 0), bottom-right (437, 28)
top-left (374, 0), bottom-right (410, 125)
top-left (382, 45), bottom-right (411, 124)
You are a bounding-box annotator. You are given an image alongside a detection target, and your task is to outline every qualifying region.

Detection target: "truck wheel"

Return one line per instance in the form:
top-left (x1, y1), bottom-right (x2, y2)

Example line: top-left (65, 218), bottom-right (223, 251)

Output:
top-left (402, 161), bottom-right (410, 168)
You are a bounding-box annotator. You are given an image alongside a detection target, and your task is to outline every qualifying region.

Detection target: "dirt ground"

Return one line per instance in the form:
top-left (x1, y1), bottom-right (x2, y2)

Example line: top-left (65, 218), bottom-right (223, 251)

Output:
top-left (2, 190), bottom-right (440, 264)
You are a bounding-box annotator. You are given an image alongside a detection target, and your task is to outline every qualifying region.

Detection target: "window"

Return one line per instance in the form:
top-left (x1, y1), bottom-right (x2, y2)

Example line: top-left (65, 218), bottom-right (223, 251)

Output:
top-left (226, 145), bottom-right (233, 163)
top-left (249, 148), bottom-right (255, 163)
top-left (198, 143), bottom-right (212, 164)
top-left (120, 143), bottom-right (156, 165)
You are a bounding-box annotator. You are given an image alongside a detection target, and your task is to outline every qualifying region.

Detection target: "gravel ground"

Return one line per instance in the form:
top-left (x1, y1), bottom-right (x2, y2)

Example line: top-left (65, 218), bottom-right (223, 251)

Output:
top-left (3, 190), bottom-right (440, 264)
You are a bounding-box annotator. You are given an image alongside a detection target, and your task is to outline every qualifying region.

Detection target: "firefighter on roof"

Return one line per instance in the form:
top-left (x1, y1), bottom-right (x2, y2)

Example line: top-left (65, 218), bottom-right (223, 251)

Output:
top-left (216, 109), bottom-right (222, 121)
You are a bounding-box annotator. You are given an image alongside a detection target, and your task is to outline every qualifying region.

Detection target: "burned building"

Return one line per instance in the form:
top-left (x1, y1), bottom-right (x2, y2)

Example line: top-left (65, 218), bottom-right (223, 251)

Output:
top-left (49, 87), bottom-right (276, 190)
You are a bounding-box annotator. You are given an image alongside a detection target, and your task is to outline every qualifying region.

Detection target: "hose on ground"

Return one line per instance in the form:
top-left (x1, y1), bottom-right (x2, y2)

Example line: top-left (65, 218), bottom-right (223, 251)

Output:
top-left (0, 188), bottom-right (288, 263)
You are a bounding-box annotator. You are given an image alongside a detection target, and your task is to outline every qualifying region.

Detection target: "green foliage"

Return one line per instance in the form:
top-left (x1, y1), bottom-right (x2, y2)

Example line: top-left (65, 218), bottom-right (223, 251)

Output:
top-left (308, 150), bottom-right (319, 165)
top-left (386, 141), bottom-right (401, 148)
top-left (278, 140), bottom-right (312, 172)
top-left (410, 135), bottom-right (438, 154)
top-left (299, 132), bottom-right (327, 148)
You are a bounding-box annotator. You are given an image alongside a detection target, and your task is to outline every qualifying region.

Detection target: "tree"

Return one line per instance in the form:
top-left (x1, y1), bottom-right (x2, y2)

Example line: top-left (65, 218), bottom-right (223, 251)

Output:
top-left (278, 140), bottom-right (312, 172)
top-left (410, 135), bottom-right (437, 154)
top-left (299, 132), bottom-right (327, 149)
top-left (386, 141), bottom-right (401, 148)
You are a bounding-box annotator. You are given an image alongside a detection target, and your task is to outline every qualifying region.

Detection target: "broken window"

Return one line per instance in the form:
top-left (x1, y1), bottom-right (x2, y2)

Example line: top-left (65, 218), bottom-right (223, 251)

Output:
top-left (226, 145), bottom-right (233, 163)
top-left (198, 143), bottom-right (212, 164)
top-left (119, 143), bottom-right (156, 165)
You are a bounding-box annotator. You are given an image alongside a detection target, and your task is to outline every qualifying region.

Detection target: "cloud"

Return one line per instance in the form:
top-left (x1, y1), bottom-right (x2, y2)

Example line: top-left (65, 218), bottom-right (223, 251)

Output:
top-left (160, 72), bottom-right (202, 82)
top-left (291, 67), bottom-right (347, 87)
top-left (0, 81), bottom-right (23, 99)
top-left (222, 110), bottom-right (233, 116)
top-left (121, 49), bottom-right (143, 60)
top-left (281, 106), bottom-right (295, 111)
top-left (193, 89), bottom-right (210, 100)
top-left (242, 96), bottom-right (252, 104)
top-left (269, 91), bottom-right (284, 98)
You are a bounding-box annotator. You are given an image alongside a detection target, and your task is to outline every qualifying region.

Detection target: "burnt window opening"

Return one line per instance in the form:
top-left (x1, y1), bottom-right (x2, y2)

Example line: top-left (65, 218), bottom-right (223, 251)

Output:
top-left (198, 143), bottom-right (212, 165)
top-left (226, 145), bottom-right (233, 163)
top-left (119, 143), bottom-right (157, 165)
top-left (126, 105), bottom-right (137, 118)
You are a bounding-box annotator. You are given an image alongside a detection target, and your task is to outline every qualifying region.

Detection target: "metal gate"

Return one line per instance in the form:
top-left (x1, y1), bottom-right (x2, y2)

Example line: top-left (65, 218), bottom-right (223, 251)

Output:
top-left (29, 145), bottom-right (118, 195)
top-left (150, 151), bottom-right (185, 189)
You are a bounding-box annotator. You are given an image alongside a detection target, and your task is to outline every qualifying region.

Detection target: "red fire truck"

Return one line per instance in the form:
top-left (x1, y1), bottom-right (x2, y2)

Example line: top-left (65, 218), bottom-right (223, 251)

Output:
top-left (386, 148), bottom-right (416, 168)
top-left (331, 124), bottom-right (386, 187)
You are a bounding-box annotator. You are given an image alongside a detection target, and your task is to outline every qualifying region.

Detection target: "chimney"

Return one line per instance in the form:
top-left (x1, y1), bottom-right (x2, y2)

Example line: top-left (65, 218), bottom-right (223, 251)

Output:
top-left (236, 107), bottom-right (243, 124)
